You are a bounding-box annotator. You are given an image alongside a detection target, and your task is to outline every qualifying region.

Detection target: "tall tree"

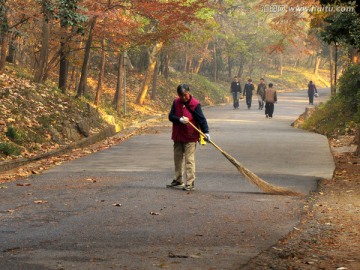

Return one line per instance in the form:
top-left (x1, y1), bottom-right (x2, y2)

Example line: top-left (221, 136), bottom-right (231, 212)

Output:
top-left (134, 0), bottom-right (208, 105)
top-left (34, 0), bottom-right (53, 83)
top-left (58, 0), bottom-right (86, 94)
top-left (0, 0), bottom-right (9, 73)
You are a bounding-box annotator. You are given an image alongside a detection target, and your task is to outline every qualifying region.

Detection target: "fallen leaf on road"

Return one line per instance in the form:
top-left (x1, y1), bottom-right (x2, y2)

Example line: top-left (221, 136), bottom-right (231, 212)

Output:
top-left (112, 203), bottom-right (122, 207)
top-left (86, 178), bottom-right (96, 183)
top-left (16, 183), bottom-right (31, 186)
top-left (0, 186), bottom-right (8, 189)
top-left (34, 200), bottom-right (48, 204)
top-left (150, 212), bottom-right (160, 215)
top-left (168, 251), bottom-right (188, 258)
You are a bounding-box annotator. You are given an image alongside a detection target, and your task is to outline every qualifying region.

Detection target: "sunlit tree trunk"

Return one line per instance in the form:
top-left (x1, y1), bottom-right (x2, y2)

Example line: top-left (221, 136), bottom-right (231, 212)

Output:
top-left (313, 56), bottom-right (321, 75)
top-left (151, 58), bottom-right (160, 100)
top-left (136, 41), bottom-right (163, 105)
top-left (114, 52), bottom-right (124, 114)
top-left (94, 37), bottom-right (106, 106)
top-left (279, 54), bottom-right (283, 76)
top-left (349, 47), bottom-right (358, 63)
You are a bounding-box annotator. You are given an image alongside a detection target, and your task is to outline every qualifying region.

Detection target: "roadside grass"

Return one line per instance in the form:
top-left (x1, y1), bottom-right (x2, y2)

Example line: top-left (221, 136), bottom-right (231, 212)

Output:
top-left (302, 96), bottom-right (356, 136)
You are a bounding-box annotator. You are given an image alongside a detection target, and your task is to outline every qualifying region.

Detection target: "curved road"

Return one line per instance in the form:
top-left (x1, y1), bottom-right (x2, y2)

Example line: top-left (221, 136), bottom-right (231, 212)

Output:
top-left (0, 89), bottom-right (334, 269)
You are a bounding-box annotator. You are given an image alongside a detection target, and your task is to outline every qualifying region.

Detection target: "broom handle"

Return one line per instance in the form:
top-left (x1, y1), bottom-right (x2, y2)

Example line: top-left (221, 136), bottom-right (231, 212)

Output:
top-left (187, 121), bottom-right (225, 154)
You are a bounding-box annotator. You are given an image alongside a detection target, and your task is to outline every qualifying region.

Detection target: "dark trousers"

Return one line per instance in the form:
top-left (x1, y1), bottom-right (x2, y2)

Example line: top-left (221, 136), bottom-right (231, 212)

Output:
top-left (232, 92), bottom-right (239, 108)
top-left (265, 102), bottom-right (274, 117)
top-left (308, 94), bottom-right (314, 104)
top-left (245, 95), bottom-right (252, 108)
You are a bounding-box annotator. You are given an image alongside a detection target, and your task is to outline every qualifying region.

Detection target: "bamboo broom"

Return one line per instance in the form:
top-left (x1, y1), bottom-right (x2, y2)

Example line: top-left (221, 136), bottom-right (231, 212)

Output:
top-left (188, 122), bottom-right (302, 196)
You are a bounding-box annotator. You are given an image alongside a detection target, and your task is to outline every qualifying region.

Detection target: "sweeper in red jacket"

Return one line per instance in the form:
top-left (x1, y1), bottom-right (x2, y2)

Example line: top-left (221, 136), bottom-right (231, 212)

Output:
top-left (168, 84), bottom-right (210, 191)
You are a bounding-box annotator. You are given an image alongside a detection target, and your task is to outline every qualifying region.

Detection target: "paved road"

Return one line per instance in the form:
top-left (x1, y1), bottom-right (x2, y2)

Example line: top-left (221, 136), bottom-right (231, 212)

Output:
top-left (0, 89), bottom-right (334, 270)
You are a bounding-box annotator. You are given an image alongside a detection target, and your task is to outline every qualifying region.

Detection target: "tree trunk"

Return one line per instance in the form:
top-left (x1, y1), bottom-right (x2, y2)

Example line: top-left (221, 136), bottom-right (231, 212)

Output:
top-left (248, 55), bottom-right (255, 78)
top-left (77, 17), bottom-right (97, 98)
top-left (349, 47), bottom-right (358, 63)
top-left (355, 129), bottom-right (360, 156)
top-left (213, 43), bottom-right (217, 81)
top-left (114, 52), bottom-right (124, 114)
top-left (195, 42), bottom-right (209, 74)
top-left (58, 31), bottom-right (68, 94)
top-left (151, 58), bottom-right (160, 100)
top-left (164, 49), bottom-right (170, 79)
top-left (329, 44), bottom-right (335, 96)
top-left (94, 37), bottom-right (106, 106)
top-left (0, 0), bottom-right (8, 74)
top-left (313, 56), bottom-right (321, 75)
top-left (237, 53), bottom-right (245, 79)
top-left (184, 42), bottom-right (188, 73)
top-left (34, 16), bottom-right (49, 83)
top-left (0, 31), bottom-right (8, 74)
top-left (6, 33), bottom-right (16, 63)
top-left (136, 42), bottom-right (163, 105)
top-left (279, 54), bottom-right (283, 76)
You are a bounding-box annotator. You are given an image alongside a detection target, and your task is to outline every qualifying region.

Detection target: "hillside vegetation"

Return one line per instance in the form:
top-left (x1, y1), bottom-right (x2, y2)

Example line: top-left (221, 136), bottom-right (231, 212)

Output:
top-left (302, 64), bottom-right (360, 139)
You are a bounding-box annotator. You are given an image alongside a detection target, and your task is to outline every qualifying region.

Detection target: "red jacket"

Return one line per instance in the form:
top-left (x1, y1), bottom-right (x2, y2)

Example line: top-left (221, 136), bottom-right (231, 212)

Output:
top-left (171, 96), bottom-right (200, 142)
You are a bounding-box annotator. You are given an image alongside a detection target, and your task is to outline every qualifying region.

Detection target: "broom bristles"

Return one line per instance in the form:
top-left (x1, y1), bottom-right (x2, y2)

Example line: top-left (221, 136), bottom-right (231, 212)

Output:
top-left (220, 151), bottom-right (303, 196)
top-left (187, 121), bottom-right (302, 196)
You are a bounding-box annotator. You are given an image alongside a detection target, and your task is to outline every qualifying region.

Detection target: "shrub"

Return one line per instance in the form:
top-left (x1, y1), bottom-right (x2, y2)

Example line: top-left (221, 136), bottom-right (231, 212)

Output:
top-left (338, 64), bottom-right (360, 120)
top-left (0, 142), bottom-right (22, 156)
top-left (5, 126), bottom-right (25, 144)
top-left (302, 95), bottom-right (356, 136)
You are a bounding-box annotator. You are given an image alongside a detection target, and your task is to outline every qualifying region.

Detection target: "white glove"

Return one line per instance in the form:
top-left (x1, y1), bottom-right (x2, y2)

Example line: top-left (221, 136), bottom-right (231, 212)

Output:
top-left (179, 116), bottom-right (189, 124)
top-left (204, 133), bottom-right (210, 142)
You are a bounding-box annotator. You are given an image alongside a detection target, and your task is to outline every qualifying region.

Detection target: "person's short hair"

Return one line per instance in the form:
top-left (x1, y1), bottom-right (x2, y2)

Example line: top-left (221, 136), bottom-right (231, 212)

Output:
top-left (248, 79), bottom-right (252, 82)
top-left (177, 84), bottom-right (190, 96)
top-left (260, 78), bottom-right (264, 81)
top-left (269, 83), bottom-right (273, 87)
top-left (309, 80), bottom-right (313, 84)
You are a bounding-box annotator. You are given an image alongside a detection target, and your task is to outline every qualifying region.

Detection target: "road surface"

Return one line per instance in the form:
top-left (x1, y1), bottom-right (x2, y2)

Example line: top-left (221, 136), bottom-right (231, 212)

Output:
top-left (0, 89), bottom-right (334, 269)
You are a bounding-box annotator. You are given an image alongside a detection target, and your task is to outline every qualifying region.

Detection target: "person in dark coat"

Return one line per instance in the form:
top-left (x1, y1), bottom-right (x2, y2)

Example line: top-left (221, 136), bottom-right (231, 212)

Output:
top-left (243, 79), bottom-right (255, 109)
top-left (308, 80), bottom-right (318, 105)
top-left (168, 84), bottom-right (210, 191)
top-left (256, 78), bottom-right (266, 110)
top-left (230, 76), bottom-right (242, 109)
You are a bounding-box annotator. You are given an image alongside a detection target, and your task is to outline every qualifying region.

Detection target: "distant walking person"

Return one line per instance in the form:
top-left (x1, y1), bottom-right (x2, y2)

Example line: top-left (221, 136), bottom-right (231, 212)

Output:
top-left (307, 80), bottom-right (318, 105)
top-left (256, 78), bottom-right (266, 110)
top-left (243, 79), bottom-right (255, 109)
top-left (265, 83), bottom-right (277, 119)
top-left (230, 76), bottom-right (242, 109)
